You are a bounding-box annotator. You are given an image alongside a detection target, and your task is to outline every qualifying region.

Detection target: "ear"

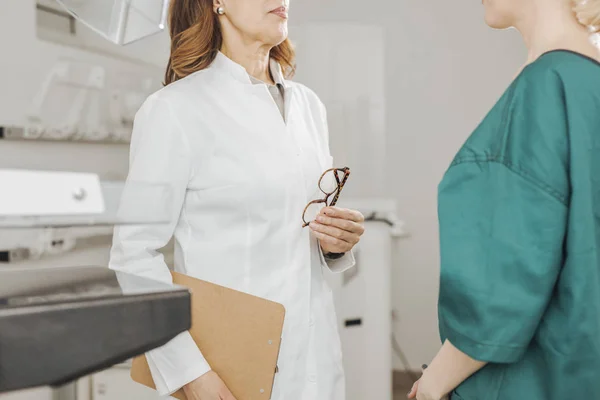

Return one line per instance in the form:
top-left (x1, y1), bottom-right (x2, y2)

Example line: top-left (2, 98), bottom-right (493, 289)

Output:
top-left (213, 0), bottom-right (224, 15)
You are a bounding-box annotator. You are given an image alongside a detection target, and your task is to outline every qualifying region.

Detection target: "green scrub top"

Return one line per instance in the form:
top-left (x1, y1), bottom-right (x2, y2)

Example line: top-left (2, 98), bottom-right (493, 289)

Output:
top-left (438, 50), bottom-right (600, 400)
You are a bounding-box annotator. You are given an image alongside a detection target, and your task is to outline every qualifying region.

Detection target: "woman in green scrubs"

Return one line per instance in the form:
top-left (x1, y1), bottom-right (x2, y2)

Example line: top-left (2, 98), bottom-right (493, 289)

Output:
top-left (408, 1), bottom-right (600, 399)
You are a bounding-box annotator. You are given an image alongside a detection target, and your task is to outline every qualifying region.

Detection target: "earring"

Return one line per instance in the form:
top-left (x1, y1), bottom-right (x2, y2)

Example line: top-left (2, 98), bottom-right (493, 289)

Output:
top-left (216, 6), bottom-right (225, 15)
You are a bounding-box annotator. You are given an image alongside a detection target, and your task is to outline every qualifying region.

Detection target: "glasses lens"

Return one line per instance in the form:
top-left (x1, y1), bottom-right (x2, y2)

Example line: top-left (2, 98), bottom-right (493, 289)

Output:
top-left (303, 201), bottom-right (325, 224)
top-left (319, 169), bottom-right (345, 195)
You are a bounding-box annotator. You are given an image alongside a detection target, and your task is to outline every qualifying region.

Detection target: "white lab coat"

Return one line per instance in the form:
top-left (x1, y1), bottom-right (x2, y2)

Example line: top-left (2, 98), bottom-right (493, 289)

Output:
top-left (109, 52), bottom-right (355, 400)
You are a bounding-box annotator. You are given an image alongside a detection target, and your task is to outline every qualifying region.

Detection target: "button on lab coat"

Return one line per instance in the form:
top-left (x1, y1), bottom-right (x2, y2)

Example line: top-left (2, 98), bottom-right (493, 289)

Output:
top-left (109, 52), bottom-right (355, 400)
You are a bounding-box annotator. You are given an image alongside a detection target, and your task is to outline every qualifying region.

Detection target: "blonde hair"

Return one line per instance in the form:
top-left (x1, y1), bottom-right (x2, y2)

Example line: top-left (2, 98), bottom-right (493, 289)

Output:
top-left (572, 0), bottom-right (600, 32)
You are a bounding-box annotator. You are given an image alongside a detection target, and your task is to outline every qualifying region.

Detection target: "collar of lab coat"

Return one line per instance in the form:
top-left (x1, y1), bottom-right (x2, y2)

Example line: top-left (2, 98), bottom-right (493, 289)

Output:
top-left (212, 51), bottom-right (289, 89)
top-left (269, 59), bottom-right (287, 88)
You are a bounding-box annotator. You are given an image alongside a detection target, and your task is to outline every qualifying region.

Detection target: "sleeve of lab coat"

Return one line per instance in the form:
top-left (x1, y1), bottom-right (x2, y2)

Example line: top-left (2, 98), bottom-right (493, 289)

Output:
top-left (316, 98), bottom-right (357, 273)
top-left (109, 94), bottom-right (211, 395)
top-left (318, 248), bottom-right (356, 273)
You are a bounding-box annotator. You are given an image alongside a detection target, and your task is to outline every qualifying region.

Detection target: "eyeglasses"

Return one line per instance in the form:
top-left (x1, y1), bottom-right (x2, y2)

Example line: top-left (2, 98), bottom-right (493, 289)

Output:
top-left (302, 167), bottom-right (351, 228)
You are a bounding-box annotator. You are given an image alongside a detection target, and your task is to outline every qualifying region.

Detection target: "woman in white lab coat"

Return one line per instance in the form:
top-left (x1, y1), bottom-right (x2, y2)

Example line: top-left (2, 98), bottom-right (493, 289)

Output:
top-left (109, 0), bottom-right (365, 399)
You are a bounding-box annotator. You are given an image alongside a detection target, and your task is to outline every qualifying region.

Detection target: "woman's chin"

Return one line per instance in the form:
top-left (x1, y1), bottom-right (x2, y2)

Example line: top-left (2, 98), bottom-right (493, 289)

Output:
top-left (264, 29), bottom-right (289, 47)
top-left (484, 14), bottom-right (512, 30)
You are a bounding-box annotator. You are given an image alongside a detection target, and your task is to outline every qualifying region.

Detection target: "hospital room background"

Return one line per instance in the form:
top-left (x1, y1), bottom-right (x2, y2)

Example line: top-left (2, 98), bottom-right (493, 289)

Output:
top-left (0, 0), bottom-right (528, 399)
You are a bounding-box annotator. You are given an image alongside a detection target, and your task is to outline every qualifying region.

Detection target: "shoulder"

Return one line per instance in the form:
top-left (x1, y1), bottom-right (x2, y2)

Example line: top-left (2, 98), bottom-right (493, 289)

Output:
top-left (511, 50), bottom-right (600, 98)
top-left (286, 81), bottom-right (327, 122)
top-left (134, 68), bottom-right (220, 134)
top-left (287, 81), bottom-right (326, 110)
top-left (132, 69), bottom-right (217, 145)
top-left (458, 53), bottom-right (573, 162)
top-left (449, 53), bottom-right (573, 200)
top-left (142, 69), bottom-right (217, 109)
top-left (530, 50), bottom-right (600, 76)
top-left (508, 55), bottom-right (568, 107)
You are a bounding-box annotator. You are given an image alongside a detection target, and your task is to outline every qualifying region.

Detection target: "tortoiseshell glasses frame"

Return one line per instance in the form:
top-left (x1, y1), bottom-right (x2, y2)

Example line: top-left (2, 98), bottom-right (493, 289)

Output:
top-left (302, 167), bottom-right (351, 228)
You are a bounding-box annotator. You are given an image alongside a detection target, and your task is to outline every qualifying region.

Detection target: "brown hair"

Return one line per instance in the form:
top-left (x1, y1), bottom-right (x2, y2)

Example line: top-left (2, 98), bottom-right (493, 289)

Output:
top-left (164, 0), bottom-right (296, 86)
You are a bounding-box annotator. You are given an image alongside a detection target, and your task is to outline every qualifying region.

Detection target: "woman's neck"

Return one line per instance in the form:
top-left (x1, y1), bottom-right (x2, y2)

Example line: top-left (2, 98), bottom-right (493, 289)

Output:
top-left (515, 1), bottom-right (600, 65)
top-left (221, 31), bottom-right (274, 84)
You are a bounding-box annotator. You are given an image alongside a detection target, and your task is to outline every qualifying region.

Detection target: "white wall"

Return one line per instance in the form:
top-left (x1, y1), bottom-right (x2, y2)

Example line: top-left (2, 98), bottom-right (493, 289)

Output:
top-left (291, 23), bottom-right (387, 198)
top-left (290, 0), bottom-right (525, 368)
top-left (384, 3), bottom-right (524, 370)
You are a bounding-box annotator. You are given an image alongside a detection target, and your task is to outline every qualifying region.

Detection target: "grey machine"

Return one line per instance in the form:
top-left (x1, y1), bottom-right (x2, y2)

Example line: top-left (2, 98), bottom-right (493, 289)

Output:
top-left (0, 266), bottom-right (191, 393)
top-left (0, 0), bottom-right (183, 395)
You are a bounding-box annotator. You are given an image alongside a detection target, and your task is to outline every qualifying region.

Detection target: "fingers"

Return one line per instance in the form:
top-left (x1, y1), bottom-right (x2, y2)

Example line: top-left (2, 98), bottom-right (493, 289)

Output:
top-left (315, 214), bottom-right (365, 235)
top-left (407, 379), bottom-right (419, 399)
top-left (314, 207), bottom-right (365, 238)
top-left (310, 229), bottom-right (354, 253)
top-left (221, 388), bottom-right (237, 400)
top-left (310, 207), bottom-right (365, 253)
top-left (321, 207), bottom-right (364, 223)
top-left (310, 222), bottom-right (357, 244)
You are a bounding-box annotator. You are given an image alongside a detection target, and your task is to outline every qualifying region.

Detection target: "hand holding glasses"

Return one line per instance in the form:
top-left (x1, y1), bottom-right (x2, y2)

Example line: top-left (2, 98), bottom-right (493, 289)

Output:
top-left (302, 166), bottom-right (365, 256)
top-left (302, 167), bottom-right (351, 228)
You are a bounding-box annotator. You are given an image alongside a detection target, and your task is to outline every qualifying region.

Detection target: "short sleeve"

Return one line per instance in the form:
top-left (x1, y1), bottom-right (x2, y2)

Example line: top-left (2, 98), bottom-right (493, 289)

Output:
top-left (437, 162), bottom-right (568, 363)
top-left (437, 64), bottom-right (572, 364)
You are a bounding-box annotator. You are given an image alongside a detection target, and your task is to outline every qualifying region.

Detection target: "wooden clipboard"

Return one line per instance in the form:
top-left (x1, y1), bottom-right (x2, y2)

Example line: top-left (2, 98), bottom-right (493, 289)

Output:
top-left (130, 271), bottom-right (285, 400)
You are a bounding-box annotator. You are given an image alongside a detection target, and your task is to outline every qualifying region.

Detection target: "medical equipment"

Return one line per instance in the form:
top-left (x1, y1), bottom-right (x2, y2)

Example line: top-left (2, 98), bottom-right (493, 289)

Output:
top-left (55, 0), bottom-right (169, 45)
top-left (0, 228), bottom-right (113, 264)
top-left (0, 1), bottom-right (164, 144)
top-left (0, 266), bottom-right (191, 394)
top-left (0, 2), bottom-right (192, 399)
top-left (0, 168), bottom-right (185, 400)
top-left (0, 1), bottom-right (172, 269)
top-left (0, 168), bottom-right (184, 398)
top-left (0, 57), bottom-right (158, 144)
top-left (0, 168), bottom-right (174, 268)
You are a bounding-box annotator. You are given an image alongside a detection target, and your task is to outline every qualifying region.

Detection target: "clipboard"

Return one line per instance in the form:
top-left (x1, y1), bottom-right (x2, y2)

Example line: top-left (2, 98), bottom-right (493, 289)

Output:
top-left (130, 271), bottom-right (286, 400)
